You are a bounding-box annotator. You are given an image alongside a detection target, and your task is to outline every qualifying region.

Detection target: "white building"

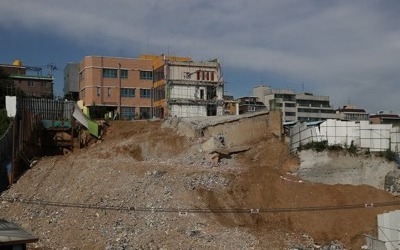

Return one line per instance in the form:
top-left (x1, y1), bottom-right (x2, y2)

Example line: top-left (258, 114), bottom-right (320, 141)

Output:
top-left (253, 85), bottom-right (337, 122)
top-left (63, 62), bottom-right (80, 100)
top-left (153, 56), bottom-right (224, 118)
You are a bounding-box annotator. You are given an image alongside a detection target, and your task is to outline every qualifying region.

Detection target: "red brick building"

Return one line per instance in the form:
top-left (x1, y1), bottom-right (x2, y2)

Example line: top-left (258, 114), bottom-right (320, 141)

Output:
top-left (0, 60), bottom-right (53, 98)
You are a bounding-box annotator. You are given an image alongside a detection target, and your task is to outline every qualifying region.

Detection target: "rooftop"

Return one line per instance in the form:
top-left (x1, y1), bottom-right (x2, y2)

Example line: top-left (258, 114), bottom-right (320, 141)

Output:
top-left (0, 219), bottom-right (38, 246)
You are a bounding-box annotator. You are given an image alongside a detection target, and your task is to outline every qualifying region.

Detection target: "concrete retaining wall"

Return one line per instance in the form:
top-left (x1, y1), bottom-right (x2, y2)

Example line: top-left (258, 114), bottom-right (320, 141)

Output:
top-left (164, 111), bottom-right (282, 149)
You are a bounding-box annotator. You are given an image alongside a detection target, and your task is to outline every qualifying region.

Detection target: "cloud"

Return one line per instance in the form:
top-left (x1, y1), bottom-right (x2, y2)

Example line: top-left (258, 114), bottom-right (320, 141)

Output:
top-left (1, 0), bottom-right (400, 113)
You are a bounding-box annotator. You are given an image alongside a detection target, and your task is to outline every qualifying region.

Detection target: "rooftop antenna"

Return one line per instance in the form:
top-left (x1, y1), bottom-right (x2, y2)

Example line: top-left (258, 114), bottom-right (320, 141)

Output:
top-left (301, 82), bottom-right (305, 92)
top-left (347, 97), bottom-right (351, 104)
top-left (47, 62), bottom-right (58, 77)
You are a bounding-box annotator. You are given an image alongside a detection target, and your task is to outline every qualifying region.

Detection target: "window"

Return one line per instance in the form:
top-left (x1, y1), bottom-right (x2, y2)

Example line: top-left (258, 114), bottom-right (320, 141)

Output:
top-left (120, 70), bottom-right (128, 79)
top-left (140, 89), bottom-right (151, 98)
top-left (28, 80), bottom-right (34, 87)
top-left (103, 69), bottom-right (118, 78)
top-left (140, 71), bottom-right (153, 80)
top-left (121, 107), bottom-right (135, 120)
top-left (200, 89), bottom-right (205, 100)
top-left (285, 112), bottom-right (296, 116)
top-left (41, 82), bottom-right (46, 87)
top-left (154, 67), bottom-right (164, 82)
top-left (121, 88), bottom-right (135, 97)
top-left (97, 87), bottom-right (101, 96)
top-left (154, 85), bottom-right (165, 101)
top-left (285, 103), bottom-right (296, 107)
top-left (140, 107), bottom-right (151, 119)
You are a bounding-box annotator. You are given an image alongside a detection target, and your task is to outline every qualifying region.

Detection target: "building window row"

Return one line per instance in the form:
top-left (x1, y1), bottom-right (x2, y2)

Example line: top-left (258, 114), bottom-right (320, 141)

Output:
top-left (103, 69), bottom-right (118, 78)
top-left (285, 112), bottom-right (296, 116)
top-left (196, 71), bottom-right (215, 81)
top-left (121, 70), bottom-right (128, 79)
top-left (121, 88), bottom-right (135, 97)
top-left (284, 103), bottom-right (296, 107)
top-left (298, 108), bottom-right (335, 114)
top-left (275, 94), bottom-right (295, 102)
top-left (140, 88), bottom-right (151, 98)
top-left (297, 100), bottom-right (330, 108)
top-left (121, 107), bottom-right (135, 120)
top-left (140, 71), bottom-right (153, 80)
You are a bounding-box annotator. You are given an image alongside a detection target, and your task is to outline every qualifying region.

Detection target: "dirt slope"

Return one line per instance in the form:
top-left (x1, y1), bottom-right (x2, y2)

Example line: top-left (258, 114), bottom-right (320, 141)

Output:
top-left (1, 120), bottom-right (399, 249)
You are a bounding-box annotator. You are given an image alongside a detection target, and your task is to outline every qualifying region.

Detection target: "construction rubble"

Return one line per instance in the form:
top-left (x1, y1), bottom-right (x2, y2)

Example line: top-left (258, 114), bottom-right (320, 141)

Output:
top-left (0, 113), bottom-right (399, 249)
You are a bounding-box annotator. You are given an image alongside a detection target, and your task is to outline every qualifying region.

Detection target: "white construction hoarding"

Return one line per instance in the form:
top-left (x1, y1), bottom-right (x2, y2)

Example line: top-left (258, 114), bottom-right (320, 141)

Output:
top-left (377, 210), bottom-right (400, 250)
top-left (290, 119), bottom-right (400, 153)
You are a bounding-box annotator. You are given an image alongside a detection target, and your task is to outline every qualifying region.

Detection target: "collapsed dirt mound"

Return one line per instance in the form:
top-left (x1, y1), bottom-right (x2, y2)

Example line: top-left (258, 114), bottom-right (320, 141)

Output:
top-left (0, 119), bottom-right (399, 249)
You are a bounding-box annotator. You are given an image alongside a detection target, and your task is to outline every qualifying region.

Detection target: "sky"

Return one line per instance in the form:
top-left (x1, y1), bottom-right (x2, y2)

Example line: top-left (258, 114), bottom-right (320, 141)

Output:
top-left (1, 0), bottom-right (400, 114)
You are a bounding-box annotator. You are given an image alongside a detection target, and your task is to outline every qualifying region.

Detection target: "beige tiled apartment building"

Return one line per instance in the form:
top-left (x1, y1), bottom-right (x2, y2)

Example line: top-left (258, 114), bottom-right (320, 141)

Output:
top-left (79, 56), bottom-right (153, 119)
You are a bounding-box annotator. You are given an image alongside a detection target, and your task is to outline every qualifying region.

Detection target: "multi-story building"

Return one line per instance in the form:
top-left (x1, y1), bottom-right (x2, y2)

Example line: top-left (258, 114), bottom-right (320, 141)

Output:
top-left (296, 93), bottom-right (337, 122)
top-left (253, 85), bottom-right (337, 122)
top-left (150, 54), bottom-right (224, 118)
top-left (236, 96), bottom-right (266, 114)
top-left (254, 86), bottom-right (297, 121)
top-left (63, 62), bottom-right (80, 101)
top-left (0, 60), bottom-right (53, 98)
top-left (335, 105), bottom-right (369, 121)
top-left (370, 111), bottom-right (400, 126)
top-left (79, 55), bottom-right (153, 120)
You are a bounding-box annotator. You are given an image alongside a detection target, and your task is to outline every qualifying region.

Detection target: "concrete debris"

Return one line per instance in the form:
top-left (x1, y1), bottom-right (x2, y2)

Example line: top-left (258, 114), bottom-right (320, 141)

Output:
top-left (384, 170), bottom-right (400, 196)
top-left (0, 118), bottom-right (386, 249)
top-left (201, 134), bottom-right (225, 153)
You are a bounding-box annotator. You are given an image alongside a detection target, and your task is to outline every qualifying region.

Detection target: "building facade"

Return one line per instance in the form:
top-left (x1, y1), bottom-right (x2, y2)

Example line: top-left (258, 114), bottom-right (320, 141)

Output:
top-left (254, 86), bottom-right (297, 121)
top-left (0, 60), bottom-right (54, 98)
top-left (63, 62), bottom-right (80, 101)
top-left (151, 54), bottom-right (224, 118)
top-left (369, 111), bottom-right (400, 126)
top-left (236, 96), bottom-right (266, 114)
top-left (335, 105), bottom-right (369, 121)
top-left (79, 56), bottom-right (153, 120)
top-left (253, 85), bottom-right (337, 122)
top-left (296, 93), bottom-right (337, 122)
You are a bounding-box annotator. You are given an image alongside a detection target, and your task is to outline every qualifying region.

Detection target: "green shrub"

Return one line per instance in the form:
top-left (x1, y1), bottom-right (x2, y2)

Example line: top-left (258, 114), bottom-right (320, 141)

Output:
top-left (299, 140), bottom-right (328, 152)
top-left (381, 149), bottom-right (397, 162)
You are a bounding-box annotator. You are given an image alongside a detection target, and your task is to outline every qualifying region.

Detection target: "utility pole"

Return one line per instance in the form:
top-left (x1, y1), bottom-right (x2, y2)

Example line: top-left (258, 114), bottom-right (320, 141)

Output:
top-left (118, 63), bottom-right (121, 119)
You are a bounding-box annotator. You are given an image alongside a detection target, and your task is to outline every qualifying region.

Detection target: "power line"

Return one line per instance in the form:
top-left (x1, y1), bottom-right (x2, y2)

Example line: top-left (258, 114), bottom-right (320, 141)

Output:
top-left (1, 196), bottom-right (399, 214)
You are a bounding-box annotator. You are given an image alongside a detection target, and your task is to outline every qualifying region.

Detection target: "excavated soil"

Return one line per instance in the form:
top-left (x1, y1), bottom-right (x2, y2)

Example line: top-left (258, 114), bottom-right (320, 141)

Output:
top-left (1, 119), bottom-right (399, 249)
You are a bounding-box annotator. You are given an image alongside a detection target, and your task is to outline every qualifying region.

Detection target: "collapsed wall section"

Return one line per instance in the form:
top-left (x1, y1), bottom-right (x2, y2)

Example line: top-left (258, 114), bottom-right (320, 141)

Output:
top-left (163, 111), bottom-right (282, 151)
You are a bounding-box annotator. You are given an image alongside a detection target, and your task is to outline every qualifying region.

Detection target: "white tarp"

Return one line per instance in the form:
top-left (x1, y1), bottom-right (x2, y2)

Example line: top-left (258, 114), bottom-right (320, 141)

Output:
top-left (72, 104), bottom-right (89, 128)
top-left (377, 210), bottom-right (400, 250)
top-left (5, 96), bottom-right (17, 118)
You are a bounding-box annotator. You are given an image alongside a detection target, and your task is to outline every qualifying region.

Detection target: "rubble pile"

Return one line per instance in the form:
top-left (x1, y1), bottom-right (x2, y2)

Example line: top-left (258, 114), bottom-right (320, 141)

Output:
top-left (1, 119), bottom-right (399, 249)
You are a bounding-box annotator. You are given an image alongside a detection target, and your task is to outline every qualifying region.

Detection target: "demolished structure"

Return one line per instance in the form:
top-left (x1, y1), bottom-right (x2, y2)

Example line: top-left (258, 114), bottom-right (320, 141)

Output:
top-left (151, 55), bottom-right (224, 118)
